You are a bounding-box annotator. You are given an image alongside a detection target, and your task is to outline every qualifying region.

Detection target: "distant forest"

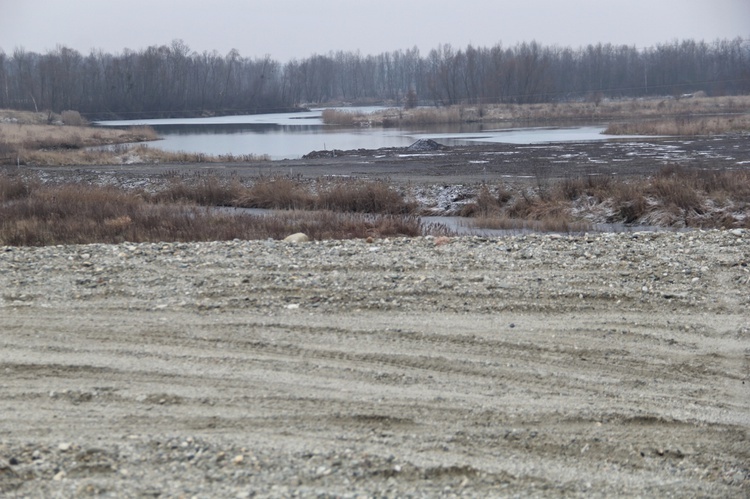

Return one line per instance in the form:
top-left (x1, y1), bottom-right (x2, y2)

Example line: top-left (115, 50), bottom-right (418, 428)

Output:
top-left (1, 38), bottom-right (748, 119)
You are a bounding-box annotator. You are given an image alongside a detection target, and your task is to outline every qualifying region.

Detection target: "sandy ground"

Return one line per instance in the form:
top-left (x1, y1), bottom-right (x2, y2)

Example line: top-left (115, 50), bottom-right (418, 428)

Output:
top-left (1, 230), bottom-right (748, 497)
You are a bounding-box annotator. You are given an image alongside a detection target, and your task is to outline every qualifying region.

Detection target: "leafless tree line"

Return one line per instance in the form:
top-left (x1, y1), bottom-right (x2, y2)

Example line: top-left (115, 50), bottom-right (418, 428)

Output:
top-left (0, 38), bottom-right (747, 118)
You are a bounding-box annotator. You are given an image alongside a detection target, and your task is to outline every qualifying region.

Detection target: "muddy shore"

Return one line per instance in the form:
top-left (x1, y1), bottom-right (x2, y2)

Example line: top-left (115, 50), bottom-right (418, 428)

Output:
top-left (18, 134), bottom-right (750, 187)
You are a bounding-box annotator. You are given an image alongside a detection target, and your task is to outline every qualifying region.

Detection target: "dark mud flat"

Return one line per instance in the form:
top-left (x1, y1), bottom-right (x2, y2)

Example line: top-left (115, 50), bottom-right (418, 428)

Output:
top-left (19, 134), bottom-right (750, 187)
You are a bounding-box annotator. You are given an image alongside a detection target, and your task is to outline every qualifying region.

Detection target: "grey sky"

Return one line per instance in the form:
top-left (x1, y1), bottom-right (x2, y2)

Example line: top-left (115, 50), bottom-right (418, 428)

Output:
top-left (1, 0), bottom-right (748, 60)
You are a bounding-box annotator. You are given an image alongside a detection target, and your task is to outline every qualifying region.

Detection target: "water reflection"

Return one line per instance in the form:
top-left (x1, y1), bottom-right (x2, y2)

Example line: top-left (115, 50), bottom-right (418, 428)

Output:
top-left (96, 110), bottom-right (630, 160)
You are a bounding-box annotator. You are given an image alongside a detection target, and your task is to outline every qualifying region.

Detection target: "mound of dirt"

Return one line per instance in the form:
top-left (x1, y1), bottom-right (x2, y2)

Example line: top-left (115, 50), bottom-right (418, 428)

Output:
top-left (407, 138), bottom-right (446, 151)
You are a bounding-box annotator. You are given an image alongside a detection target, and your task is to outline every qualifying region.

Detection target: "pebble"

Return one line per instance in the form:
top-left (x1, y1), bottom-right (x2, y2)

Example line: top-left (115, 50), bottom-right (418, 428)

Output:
top-left (0, 231), bottom-right (746, 315)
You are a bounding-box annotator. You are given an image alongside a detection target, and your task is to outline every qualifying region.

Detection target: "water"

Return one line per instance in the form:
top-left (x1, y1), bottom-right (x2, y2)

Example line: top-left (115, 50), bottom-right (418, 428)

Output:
top-left (95, 109), bottom-right (631, 160)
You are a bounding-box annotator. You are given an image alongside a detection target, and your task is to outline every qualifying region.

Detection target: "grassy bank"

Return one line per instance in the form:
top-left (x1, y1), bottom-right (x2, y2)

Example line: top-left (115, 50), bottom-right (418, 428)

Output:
top-left (0, 109), bottom-right (269, 166)
top-left (322, 95), bottom-right (750, 133)
top-left (604, 114), bottom-right (750, 135)
top-left (2, 167), bottom-right (748, 246)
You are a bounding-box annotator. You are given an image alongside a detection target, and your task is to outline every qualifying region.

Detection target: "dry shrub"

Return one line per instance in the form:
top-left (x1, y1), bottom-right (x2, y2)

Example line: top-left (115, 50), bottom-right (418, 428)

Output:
top-left (363, 96), bottom-right (750, 128)
top-left (1, 121), bottom-right (164, 165)
top-left (23, 132), bottom-right (84, 150)
top-left (0, 173), bottom-right (35, 201)
top-left (505, 191), bottom-right (537, 219)
top-left (153, 174), bottom-right (245, 206)
top-left (229, 211), bottom-right (428, 240)
top-left (103, 215), bottom-right (133, 231)
top-left (236, 177), bottom-right (314, 210)
top-left (460, 167), bottom-right (750, 229)
top-left (317, 180), bottom-right (415, 214)
top-left (61, 110), bottom-right (87, 126)
top-left (605, 114), bottom-right (750, 136)
top-left (320, 109), bottom-right (368, 126)
top-left (378, 107), bottom-right (463, 127)
top-left (649, 167), bottom-right (704, 212)
top-left (557, 175), bottom-right (612, 201)
top-left (0, 174), bottom-right (441, 246)
top-left (123, 144), bottom-right (268, 165)
top-left (609, 182), bottom-right (649, 223)
top-left (125, 126), bottom-right (159, 141)
top-left (472, 215), bottom-right (592, 233)
top-left (0, 183), bottom-right (147, 245)
top-left (16, 148), bottom-right (121, 166)
top-left (460, 185), bottom-right (512, 216)
top-left (689, 168), bottom-right (750, 202)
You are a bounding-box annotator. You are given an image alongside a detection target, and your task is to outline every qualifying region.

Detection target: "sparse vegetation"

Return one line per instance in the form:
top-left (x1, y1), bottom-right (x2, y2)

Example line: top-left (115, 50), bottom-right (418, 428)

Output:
top-left (455, 166), bottom-right (750, 230)
top-left (2, 166), bottom-right (748, 246)
top-left (322, 95), bottom-right (750, 130)
top-left (60, 110), bottom-right (87, 126)
top-left (0, 174), bottom-right (441, 246)
top-left (0, 109), bottom-right (271, 165)
top-left (604, 114), bottom-right (750, 135)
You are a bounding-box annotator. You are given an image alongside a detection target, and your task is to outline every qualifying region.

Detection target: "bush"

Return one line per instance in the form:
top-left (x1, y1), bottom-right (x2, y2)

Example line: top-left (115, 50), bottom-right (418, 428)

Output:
top-left (153, 174), bottom-right (245, 206)
top-left (236, 177), bottom-right (314, 210)
top-left (317, 180), bottom-right (415, 214)
top-left (61, 110), bottom-right (87, 126)
top-left (0, 174), bottom-right (445, 246)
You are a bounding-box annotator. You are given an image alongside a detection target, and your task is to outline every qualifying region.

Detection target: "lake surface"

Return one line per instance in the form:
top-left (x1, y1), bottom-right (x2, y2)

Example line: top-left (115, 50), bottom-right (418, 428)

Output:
top-left (96, 109), bottom-right (626, 160)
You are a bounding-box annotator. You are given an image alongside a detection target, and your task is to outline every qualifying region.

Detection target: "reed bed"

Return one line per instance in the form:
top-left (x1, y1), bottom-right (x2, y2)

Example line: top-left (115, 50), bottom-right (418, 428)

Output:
top-left (604, 115), bottom-right (750, 135)
top-left (321, 95), bottom-right (750, 129)
top-left (458, 166), bottom-right (750, 230)
top-left (2, 164), bottom-right (749, 246)
top-left (0, 174), bottom-right (438, 246)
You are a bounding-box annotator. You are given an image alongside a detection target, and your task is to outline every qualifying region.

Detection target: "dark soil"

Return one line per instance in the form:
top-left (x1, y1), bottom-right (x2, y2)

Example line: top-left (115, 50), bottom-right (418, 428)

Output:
top-left (12, 134), bottom-right (750, 187)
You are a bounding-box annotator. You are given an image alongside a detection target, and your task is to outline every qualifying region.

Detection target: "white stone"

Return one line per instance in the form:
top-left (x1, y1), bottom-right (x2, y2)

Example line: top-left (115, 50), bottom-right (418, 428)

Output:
top-left (283, 233), bottom-right (309, 243)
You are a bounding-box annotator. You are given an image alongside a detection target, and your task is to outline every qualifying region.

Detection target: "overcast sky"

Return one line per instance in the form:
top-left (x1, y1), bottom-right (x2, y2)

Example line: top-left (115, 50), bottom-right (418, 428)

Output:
top-left (1, 0), bottom-right (748, 61)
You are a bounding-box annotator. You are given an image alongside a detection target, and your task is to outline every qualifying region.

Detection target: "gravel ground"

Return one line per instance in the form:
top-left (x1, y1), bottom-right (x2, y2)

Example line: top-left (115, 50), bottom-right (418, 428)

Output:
top-left (1, 230), bottom-right (749, 497)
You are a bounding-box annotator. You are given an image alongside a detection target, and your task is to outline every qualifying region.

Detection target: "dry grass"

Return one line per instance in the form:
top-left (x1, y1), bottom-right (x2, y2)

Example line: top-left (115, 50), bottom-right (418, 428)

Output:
top-left (235, 177), bottom-right (315, 210)
top-left (0, 174), bottom-right (441, 246)
top-left (1, 108), bottom-right (269, 166)
top-left (61, 110), bottom-right (87, 126)
top-left (325, 95), bottom-right (750, 128)
top-left (0, 113), bottom-right (162, 165)
top-left (317, 180), bottom-right (416, 214)
top-left (460, 166), bottom-right (750, 229)
top-left (604, 115), bottom-right (750, 135)
top-left (3, 165), bottom-right (748, 246)
top-left (152, 173), bottom-right (247, 206)
top-left (0, 121), bottom-right (157, 149)
top-left (470, 215), bottom-right (593, 233)
top-left (320, 109), bottom-right (371, 127)
top-left (234, 177), bottom-right (416, 214)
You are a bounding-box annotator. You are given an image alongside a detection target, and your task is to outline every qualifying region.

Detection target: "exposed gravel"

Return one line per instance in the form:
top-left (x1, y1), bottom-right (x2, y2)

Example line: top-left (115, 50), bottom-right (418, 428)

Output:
top-left (2, 230), bottom-right (748, 314)
top-left (1, 231), bottom-right (749, 497)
